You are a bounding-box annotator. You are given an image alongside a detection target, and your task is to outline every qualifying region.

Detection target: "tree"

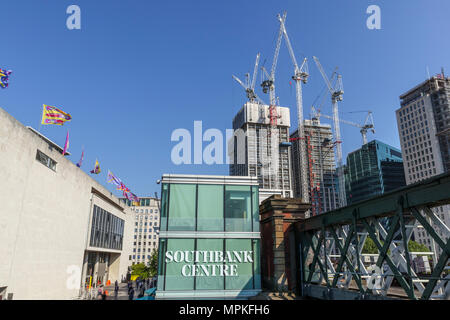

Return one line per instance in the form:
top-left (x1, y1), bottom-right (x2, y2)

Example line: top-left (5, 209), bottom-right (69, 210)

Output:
top-left (149, 249), bottom-right (158, 277)
top-left (408, 240), bottom-right (430, 253)
top-left (131, 263), bottom-right (151, 279)
top-left (130, 249), bottom-right (159, 279)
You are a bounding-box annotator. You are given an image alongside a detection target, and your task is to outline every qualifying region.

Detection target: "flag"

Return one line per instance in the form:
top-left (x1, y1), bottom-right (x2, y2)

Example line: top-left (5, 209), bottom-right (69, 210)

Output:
top-left (76, 149), bottom-right (84, 167)
top-left (41, 104), bottom-right (72, 125)
top-left (62, 130), bottom-right (69, 155)
top-left (107, 170), bottom-right (123, 188)
top-left (130, 193), bottom-right (140, 202)
top-left (90, 159), bottom-right (101, 174)
top-left (123, 190), bottom-right (132, 201)
top-left (0, 68), bottom-right (12, 89)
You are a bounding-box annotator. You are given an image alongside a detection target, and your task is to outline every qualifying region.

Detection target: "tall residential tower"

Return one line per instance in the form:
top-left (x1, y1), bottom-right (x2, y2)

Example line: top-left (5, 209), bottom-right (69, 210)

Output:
top-left (395, 72), bottom-right (450, 253)
top-left (229, 102), bottom-right (293, 203)
top-left (291, 118), bottom-right (338, 215)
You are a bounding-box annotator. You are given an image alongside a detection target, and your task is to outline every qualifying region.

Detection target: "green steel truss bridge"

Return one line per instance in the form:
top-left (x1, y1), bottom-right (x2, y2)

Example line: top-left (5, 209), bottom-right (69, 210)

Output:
top-left (294, 172), bottom-right (450, 300)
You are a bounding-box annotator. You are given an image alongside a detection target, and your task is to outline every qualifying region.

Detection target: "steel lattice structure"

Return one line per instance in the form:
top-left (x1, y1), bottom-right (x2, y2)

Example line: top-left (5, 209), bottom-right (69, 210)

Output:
top-left (295, 172), bottom-right (450, 300)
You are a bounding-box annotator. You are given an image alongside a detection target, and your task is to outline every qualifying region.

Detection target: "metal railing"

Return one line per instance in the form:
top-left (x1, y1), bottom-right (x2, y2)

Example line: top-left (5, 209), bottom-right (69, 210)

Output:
top-left (296, 172), bottom-right (450, 300)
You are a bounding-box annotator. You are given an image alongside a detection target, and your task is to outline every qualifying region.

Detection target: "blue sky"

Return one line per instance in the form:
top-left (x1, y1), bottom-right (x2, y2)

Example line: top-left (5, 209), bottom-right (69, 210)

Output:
top-left (1, 0), bottom-right (449, 198)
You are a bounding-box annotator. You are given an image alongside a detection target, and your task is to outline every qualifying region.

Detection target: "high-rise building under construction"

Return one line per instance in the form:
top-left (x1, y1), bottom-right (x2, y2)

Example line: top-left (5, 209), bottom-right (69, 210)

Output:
top-left (290, 118), bottom-right (339, 215)
top-left (229, 102), bottom-right (293, 203)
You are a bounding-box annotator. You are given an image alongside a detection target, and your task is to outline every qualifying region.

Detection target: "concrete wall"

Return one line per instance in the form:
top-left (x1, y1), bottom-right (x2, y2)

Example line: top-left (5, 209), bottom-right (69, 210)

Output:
top-left (0, 107), bottom-right (132, 299)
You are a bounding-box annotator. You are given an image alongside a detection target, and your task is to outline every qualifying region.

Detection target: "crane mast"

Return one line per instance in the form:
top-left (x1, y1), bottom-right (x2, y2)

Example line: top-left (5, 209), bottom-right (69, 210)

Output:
top-left (260, 12), bottom-right (286, 191)
top-left (278, 14), bottom-right (310, 204)
top-left (313, 56), bottom-right (346, 208)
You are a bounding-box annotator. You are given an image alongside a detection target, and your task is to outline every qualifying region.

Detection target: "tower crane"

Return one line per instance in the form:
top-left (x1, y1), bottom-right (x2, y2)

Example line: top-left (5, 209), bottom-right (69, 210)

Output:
top-left (258, 12), bottom-right (286, 191)
top-left (278, 14), bottom-right (309, 203)
top-left (232, 53), bottom-right (266, 104)
top-left (313, 56), bottom-right (346, 208)
top-left (311, 107), bottom-right (375, 145)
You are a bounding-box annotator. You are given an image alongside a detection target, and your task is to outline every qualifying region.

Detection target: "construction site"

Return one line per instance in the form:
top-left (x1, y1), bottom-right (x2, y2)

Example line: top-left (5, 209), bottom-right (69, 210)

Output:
top-left (230, 11), bottom-right (376, 214)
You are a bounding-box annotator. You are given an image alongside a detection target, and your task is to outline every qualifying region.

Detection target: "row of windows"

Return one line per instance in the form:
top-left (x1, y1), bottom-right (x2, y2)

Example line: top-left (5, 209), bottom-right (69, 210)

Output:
top-left (408, 167), bottom-right (437, 182)
top-left (398, 99), bottom-right (425, 117)
top-left (89, 205), bottom-right (125, 250)
top-left (130, 254), bottom-right (155, 261)
top-left (133, 208), bottom-right (159, 214)
top-left (160, 184), bottom-right (259, 232)
top-left (134, 241), bottom-right (158, 246)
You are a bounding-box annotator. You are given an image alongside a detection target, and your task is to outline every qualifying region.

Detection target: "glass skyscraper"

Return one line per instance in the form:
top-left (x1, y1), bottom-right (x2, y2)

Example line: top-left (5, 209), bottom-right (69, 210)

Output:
top-left (156, 174), bottom-right (261, 299)
top-left (345, 140), bottom-right (406, 204)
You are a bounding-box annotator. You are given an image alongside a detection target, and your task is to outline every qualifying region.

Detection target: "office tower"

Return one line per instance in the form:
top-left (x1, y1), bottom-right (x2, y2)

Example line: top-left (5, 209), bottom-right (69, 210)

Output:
top-left (396, 72), bottom-right (450, 253)
top-left (119, 197), bottom-right (161, 265)
top-left (345, 140), bottom-right (406, 205)
top-left (291, 118), bottom-right (338, 215)
top-left (229, 102), bottom-right (293, 202)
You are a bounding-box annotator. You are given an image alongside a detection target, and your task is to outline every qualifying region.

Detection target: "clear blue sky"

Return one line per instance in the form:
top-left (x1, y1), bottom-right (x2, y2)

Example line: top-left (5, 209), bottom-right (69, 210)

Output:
top-left (1, 0), bottom-right (449, 198)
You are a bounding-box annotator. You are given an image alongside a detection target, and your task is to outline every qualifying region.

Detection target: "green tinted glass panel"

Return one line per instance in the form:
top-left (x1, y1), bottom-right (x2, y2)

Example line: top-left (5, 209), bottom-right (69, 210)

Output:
top-left (168, 184), bottom-right (196, 231)
top-left (197, 185), bottom-right (224, 231)
top-left (252, 239), bottom-right (261, 289)
top-left (157, 239), bottom-right (167, 291)
top-left (195, 239), bottom-right (224, 290)
top-left (164, 238), bottom-right (195, 290)
top-left (225, 185), bottom-right (252, 232)
top-left (225, 239), bottom-right (253, 290)
top-left (252, 186), bottom-right (259, 232)
top-left (160, 183), bottom-right (169, 231)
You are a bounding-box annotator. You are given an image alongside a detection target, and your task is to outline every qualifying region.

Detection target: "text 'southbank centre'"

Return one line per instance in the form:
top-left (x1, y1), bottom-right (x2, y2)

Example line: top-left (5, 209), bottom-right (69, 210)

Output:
top-left (156, 174), bottom-right (261, 299)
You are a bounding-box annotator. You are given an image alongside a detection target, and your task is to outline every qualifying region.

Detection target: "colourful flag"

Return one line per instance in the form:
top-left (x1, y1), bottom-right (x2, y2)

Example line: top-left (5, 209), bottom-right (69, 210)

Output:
top-left (76, 149), bottom-right (84, 167)
top-left (41, 104), bottom-right (72, 126)
top-left (0, 68), bottom-right (12, 89)
top-left (107, 170), bottom-right (123, 188)
top-left (62, 130), bottom-right (69, 155)
top-left (130, 193), bottom-right (140, 202)
top-left (90, 159), bottom-right (101, 174)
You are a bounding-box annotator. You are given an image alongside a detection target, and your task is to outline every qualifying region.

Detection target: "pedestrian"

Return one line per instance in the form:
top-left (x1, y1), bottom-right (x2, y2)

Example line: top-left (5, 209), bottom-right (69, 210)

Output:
top-left (128, 287), bottom-right (135, 300)
top-left (114, 281), bottom-right (119, 300)
top-left (97, 286), bottom-right (103, 300)
top-left (102, 289), bottom-right (107, 300)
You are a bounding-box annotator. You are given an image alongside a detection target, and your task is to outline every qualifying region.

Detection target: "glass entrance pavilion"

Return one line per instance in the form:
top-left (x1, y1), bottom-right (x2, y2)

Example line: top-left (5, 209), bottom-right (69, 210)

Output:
top-left (156, 175), bottom-right (261, 299)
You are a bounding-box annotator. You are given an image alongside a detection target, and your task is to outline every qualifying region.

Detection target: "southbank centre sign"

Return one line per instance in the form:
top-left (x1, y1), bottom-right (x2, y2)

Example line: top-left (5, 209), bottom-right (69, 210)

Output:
top-left (156, 175), bottom-right (262, 299)
top-left (165, 250), bottom-right (254, 277)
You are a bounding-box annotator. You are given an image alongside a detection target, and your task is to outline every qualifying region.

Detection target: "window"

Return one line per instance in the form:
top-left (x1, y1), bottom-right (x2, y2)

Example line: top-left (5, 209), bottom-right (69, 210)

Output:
top-left (225, 185), bottom-right (252, 232)
top-left (36, 150), bottom-right (57, 171)
top-left (197, 185), bottom-right (224, 231)
top-left (89, 205), bottom-right (124, 250)
top-left (168, 184), bottom-right (196, 231)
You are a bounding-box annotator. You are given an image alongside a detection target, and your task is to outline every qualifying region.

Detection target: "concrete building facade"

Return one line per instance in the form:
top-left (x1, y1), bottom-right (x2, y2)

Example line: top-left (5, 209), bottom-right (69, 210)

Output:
top-left (0, 107), bottom-right (133, 300)
top-left (229, 102), bottom-right (293, 203)
top-left (291, 118), bottom-right (338, 215)
top-left (119, 197), bottom-right (160, 266)
top-left (395, 74), bottom-right (450, 253)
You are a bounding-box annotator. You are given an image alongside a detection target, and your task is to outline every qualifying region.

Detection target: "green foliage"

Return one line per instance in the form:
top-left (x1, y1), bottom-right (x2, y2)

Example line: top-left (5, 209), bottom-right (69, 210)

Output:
top-left (361, 238), bottom-right (429, 255)
top-left (149, 249), bottom-right (158, 277)
top-left (131, 263), bottom-right (151, 279)
top-left (408, 240), bottom-right (430, 253)
top-left (362, 237), bottom-right (380, 254)
top-left (130, 249), bottom-right (159, 279)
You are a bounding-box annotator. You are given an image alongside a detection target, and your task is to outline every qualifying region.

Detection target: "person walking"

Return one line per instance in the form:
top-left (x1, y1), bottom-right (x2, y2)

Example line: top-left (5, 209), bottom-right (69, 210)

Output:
top-left (128, 287), bottom-right (135, 300)
top-left (114, 280), bottom-right (119, 300)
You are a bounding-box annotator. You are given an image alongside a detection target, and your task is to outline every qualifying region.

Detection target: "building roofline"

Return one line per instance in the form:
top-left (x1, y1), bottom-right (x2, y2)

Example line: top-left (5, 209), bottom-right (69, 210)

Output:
top-left (399, 76), bottom-right (449, 100)
top-left (27, 126), bottom-right (71, 155)
top-left (161, 174), bottom-right (259, 185)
